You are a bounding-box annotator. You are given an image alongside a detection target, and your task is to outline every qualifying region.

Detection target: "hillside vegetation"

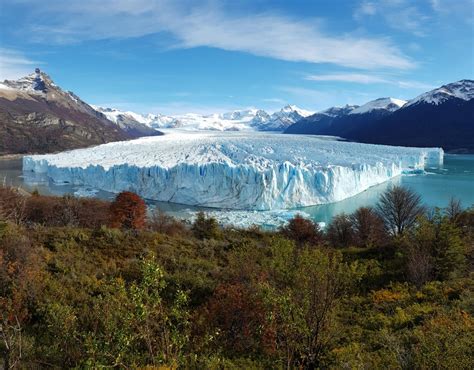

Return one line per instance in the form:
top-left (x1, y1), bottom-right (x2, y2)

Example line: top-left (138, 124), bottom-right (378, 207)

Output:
top-left (0, 186), bottom-right (473, 368)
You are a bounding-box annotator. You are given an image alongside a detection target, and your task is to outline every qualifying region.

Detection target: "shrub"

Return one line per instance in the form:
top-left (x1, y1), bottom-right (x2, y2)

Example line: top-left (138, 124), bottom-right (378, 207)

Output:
top-left (280, 214), bottom-right (323, 246)
top-left (0, 186), bottom-right (26, 224)
top-left (147, 210), bottom-right (189, 237)
top-left (191, 212), bottom-right (220, 240)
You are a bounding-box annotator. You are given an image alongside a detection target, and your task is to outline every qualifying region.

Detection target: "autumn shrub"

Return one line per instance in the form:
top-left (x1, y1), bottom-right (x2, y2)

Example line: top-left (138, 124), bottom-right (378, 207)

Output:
top-left (198, 282), bottom-right (272, 357)
top-left (280, 214), bottom-right (323, 246)
top-left (109, 191), bottom-right (147, 230)
top-left (24, 194), bottom-right (109, 228)
top-left (148, 209), bottom-right (190, 237)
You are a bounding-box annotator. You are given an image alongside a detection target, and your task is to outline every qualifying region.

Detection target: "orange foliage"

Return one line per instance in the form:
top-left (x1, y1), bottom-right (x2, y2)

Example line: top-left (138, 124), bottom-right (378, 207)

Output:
top-left (109, 191), bottom-right (147, 230)
top-left (372, 288), bottom-right (408, 304)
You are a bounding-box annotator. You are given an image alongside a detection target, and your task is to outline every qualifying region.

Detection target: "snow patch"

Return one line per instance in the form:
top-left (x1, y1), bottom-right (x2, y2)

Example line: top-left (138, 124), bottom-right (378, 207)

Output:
top-left (405, 80), bottom-right (474, 107)
top-left (92, 104), bottom-right (314, 132)
top-left (350, 98), bottom-right (406, 115)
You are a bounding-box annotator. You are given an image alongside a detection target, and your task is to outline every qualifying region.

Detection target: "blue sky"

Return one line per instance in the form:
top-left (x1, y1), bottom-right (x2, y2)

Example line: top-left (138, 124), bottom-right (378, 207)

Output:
top-left (0, 0), bottom-right (473, 114)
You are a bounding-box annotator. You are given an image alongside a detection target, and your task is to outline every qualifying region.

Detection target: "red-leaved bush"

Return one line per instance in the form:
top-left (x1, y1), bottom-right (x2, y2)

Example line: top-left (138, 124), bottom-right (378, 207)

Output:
top-left (109, 191), bottom-right (146, 230)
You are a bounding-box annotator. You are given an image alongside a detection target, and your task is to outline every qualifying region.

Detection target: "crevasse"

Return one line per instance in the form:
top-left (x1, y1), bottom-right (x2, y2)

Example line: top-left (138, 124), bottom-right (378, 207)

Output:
top-left (22, 131), bottom-right (443, 210)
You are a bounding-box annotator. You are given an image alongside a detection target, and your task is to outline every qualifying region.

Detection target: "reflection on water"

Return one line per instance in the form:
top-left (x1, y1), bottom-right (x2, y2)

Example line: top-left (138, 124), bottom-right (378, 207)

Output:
top-left (1, 154), bottom-right (473, 227)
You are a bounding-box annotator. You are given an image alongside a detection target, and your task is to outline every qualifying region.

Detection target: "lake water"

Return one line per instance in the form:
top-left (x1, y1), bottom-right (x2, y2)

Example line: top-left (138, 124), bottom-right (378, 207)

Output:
top-left (1, 154), bottom-right (473, 228)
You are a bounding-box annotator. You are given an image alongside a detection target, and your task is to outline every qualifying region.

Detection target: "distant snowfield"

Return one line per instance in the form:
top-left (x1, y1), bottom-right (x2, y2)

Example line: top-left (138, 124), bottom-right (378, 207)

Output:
top-left (23, 131), bottom-right (443, 210)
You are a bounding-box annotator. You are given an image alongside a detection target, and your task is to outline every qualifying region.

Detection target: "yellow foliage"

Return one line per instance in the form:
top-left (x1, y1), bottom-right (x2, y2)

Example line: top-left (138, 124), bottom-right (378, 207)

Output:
top-left (372, 288), bottom-right (408, 304)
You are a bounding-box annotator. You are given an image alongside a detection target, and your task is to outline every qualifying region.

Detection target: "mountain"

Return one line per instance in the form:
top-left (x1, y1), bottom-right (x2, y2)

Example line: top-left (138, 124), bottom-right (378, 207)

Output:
top-left (93, 104), bottom-right (313, 132)
top-left (349, 80), bottom-right (474, 152)
top-left (284, 105), bottom-right (358, 134)
top-left (92, 106), bottom-right (170, 135)
top-left (285, 98), bottom-right (405, 137)
top-left (404, 80), bottom-right (474, 107)
top-left (348, 97), bottom-right (406, 115)
top-left (0, 70), bottom-right (159, 155)
top-left (285, 80), bottom-right (473, 152)
top-left (258, 105), bottom-right (314, 131)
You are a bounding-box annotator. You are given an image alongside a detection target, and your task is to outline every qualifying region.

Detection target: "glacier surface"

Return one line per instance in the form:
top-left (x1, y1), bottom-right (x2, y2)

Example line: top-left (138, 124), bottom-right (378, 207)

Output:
top-left (23, 131), bottom-right (443, 210)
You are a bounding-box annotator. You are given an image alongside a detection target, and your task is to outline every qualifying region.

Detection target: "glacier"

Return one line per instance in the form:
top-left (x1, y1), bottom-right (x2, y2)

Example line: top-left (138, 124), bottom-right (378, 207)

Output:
top-left (22, 131), bottom-right (443, 210)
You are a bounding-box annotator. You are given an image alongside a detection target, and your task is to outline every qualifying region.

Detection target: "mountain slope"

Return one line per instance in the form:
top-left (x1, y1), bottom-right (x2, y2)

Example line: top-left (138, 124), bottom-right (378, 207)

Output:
top-left (92, 106), bottom-right (165, 136)
top-left (0, 70), bottom-right (154, 155)
top-left (351, 80), bottom-right (474, 152)
top-left (284, 105), bottom-right (358, 134)
top-left (258, 105), bottom-right (314, 131)
top-left (93, 104), bottom-right (313, 132)
top-left (284, 80), bottom-right (473, 152)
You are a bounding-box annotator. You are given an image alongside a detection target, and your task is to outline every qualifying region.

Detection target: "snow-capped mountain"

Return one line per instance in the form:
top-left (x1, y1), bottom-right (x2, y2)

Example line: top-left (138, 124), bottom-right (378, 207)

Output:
top-left (0, 69), bottom-right (137, 154)
top-left (320, 105), bottom-right (359, 117)
top-left (350, 80), bottom-right (474, 152)
top-left (405, 80), bottom-right (474, 107)
top-left (92, 106), bottom-right (172, 135)
top-left (257, 105), bottom-right (314, 131)
top-left (92, 104), bottom-right (313, 132)
top-left (349, 97), bottom-right (406, 115)
top-left (284, 104), bottom-right (358, 135)
top-left (285, 80), bottom-right (473, 152)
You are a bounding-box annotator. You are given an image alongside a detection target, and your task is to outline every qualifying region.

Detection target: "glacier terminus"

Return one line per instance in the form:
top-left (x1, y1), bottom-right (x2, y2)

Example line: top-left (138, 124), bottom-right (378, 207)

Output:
top-left (23, 131), bottom-right (444, 210)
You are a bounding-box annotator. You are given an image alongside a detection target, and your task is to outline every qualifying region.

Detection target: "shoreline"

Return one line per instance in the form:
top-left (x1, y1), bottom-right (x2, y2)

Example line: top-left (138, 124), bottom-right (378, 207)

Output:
top-left (0, 154), bottom-right (24, 160)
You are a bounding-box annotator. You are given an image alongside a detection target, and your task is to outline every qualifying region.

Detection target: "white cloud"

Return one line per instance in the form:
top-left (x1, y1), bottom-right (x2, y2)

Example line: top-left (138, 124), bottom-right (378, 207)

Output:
top-left (7, 0), bottom-right (414, 70)
top-left (354, 1), bottom-right (377, 19)
top-left (305, 72), bottom-right (434, 90)
top-left (0, 48), bottom-right (40, 80)
top-left (354, 0), bottom-right (429, 37)
top-left (306, 73), bottom-right (387, 84)
top-left (262, 98), bottom-right (286, 104)
top-left (396, 80), bottom-right (434, 89)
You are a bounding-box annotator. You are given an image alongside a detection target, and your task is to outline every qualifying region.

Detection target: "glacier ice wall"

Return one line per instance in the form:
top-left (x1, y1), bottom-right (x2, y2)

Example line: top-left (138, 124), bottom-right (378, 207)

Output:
top-left (23, 131), bottom-right (443, 210)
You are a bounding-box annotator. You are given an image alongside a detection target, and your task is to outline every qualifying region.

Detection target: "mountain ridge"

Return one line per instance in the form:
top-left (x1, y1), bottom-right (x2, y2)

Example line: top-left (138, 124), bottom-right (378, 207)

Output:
top-left (284, 80), bottom-right (473, 152)
top-left (94, 104), bottom-right (314, 132)
top-left (0, 70), bottom-right (161, 155)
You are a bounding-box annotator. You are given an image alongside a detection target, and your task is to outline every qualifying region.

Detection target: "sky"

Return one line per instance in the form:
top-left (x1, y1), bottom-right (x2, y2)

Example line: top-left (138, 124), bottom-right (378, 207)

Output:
top-left (0, 0), bottom-right (473, 115)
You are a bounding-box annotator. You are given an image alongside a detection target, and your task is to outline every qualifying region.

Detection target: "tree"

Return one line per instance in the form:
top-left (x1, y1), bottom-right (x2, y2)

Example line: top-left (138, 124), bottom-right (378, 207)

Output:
top-left (326, 214), bottom-right (354, 247)
top-left (377, 186), bottom-right (425, 236)
top-left (349, 207), bottom-right (386, 247)
top-left (280, 214), bottom-right (323, 246)
top-left (445, 197), bottom-right (463, 222)
top-left (431, 215), bottom-right (467, 280)
top-left (406, 217), bottom-right (435, 287)
top-left (407, 213), bottom-right (467, 283)
top-left (109, 191), bottom-right (146, 230)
